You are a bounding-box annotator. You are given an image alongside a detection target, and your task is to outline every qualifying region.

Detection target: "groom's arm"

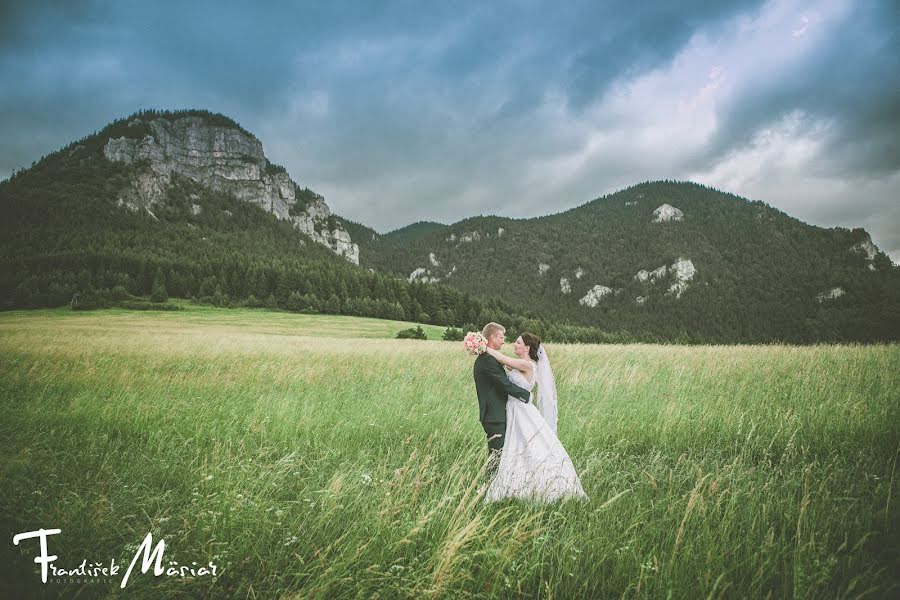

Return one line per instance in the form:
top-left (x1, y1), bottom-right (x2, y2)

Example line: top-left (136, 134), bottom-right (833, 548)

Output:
top-left (481, 356), bottom-right (531, 402)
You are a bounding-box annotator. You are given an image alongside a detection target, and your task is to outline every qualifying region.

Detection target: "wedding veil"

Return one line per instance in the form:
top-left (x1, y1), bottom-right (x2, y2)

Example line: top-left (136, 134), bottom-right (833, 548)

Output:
top-left (535, 344), bottom-right (558, 434)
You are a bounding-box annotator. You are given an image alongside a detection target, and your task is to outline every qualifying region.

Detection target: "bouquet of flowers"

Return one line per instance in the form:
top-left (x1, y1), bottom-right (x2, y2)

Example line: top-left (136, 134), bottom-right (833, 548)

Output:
top-left (463, 331), bottom-right (488, 356)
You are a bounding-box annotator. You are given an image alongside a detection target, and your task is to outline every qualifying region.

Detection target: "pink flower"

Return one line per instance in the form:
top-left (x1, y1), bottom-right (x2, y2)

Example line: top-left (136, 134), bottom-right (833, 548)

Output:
top-left (463, 332), bottom-right (487, 356)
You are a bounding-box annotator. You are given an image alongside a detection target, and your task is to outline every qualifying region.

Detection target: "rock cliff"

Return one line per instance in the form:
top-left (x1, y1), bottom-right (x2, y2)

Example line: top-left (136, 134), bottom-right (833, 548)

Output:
top-left (103, 114), bottom-right (359, 264)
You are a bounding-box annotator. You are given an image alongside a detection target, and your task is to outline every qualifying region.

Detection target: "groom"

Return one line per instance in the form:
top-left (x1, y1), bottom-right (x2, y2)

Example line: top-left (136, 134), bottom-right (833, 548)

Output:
top-left (473, 322), bottom-right (532, 482)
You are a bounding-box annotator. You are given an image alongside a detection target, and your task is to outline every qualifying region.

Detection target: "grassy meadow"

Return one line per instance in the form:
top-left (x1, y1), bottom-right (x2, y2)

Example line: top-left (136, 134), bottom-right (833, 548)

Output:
top-left (0, 305), bottom-right (898, 599)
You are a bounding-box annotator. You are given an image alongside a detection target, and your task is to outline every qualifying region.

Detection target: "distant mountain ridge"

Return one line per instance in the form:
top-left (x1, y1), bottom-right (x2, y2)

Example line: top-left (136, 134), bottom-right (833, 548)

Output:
top-left (1, 108), bottom-right (898, 343)
top-left (384, 221), bottom-right (448, 244)
top-left (4, 109), bottom-right (600, 346)
top-left (354, 181), bottom-right (899, 342)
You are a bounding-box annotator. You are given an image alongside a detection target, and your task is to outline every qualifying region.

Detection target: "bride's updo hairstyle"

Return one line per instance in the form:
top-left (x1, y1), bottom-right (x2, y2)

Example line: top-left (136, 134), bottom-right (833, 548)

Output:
top-left (520, 332), bottom-right (542, 361)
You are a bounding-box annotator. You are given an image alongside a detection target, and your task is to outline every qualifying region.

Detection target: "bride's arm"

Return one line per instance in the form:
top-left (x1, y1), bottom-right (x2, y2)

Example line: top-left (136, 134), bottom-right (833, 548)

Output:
top-left (484, 346), bottom-right (532, 372)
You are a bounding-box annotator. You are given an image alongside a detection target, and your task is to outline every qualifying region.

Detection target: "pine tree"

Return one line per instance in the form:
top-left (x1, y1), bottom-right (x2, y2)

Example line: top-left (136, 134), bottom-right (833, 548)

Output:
top-left (150, 268), bottom-right (168, 303)
top-left (325, 294), bottom-right (341, 314)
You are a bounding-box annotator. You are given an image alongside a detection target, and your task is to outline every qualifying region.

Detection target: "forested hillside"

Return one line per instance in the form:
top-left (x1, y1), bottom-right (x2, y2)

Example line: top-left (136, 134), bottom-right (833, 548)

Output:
top-left (3, 110), bottom-right (897, 343)
top-left (356, 181), bottom-right (900, 343)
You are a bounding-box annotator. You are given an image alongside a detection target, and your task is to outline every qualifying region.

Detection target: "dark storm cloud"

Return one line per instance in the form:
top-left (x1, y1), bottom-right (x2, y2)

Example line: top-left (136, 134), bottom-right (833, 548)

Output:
top-left (0, 0), bottom-right (897, 260)
top-left (696, 0), bottom-right (900, 178)
top-left (559, 0), bottom-right (767, 109)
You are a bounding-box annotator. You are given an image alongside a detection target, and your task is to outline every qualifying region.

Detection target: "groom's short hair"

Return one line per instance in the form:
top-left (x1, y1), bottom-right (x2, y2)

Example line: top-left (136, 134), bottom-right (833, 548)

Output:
top-left (482, 322), bottom-right (505, 339)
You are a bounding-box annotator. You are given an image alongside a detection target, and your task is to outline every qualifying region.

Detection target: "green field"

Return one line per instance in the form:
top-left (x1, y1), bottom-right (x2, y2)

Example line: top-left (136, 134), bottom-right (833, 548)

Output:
top-left (1, 305), bottom-right (898, 599)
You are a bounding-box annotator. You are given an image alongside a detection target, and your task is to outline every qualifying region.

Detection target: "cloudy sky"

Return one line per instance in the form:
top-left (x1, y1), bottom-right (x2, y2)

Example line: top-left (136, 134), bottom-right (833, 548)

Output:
top-left (1, 0), bottom-right (898, 261)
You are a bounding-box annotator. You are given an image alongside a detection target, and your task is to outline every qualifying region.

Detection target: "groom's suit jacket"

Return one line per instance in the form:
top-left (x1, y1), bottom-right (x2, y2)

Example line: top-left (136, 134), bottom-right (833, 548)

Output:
top-left (473, 353), bottom-right (531, 427)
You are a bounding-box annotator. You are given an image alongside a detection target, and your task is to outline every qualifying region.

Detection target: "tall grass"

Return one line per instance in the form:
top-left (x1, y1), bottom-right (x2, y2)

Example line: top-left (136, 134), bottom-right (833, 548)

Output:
top-left (1, 308), bottom-right (898, 598)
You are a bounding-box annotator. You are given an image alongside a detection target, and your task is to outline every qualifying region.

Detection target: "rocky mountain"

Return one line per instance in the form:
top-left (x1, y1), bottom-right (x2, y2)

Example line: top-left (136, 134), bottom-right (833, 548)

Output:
top-left (1, 109), bottom-right (552, 341)
top-left (354, 181), bottom-right (900, 342)
top-left (97, 110), bottom-right (358, 264)
top-left (2, 109), bottom-right (897, 343)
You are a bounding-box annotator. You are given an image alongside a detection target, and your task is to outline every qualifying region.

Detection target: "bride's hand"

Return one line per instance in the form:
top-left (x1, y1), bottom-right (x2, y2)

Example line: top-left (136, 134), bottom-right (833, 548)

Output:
top-left (484, 345), bottom-right (532, 374)
top-left (484, 347), bottom-right (511, 371)
top-left (484, 346), bottom-right (500, 358)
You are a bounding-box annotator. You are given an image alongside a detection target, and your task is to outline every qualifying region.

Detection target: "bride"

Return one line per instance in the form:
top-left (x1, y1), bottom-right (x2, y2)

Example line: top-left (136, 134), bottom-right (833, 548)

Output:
top-left (481, 332), bottom-right (588, 503)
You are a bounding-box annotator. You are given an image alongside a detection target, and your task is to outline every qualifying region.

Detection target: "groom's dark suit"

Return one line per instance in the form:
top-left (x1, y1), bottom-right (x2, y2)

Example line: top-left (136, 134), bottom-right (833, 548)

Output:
top-left (473, 352), bottom-right (531, 480)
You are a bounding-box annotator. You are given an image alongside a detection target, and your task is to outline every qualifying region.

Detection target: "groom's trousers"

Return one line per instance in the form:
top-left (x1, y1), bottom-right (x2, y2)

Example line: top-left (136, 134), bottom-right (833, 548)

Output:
top-left (483, 422), bottom-right (505, 482)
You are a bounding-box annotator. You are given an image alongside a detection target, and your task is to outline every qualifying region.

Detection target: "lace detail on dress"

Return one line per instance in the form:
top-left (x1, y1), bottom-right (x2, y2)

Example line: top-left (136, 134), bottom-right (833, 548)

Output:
top-left (507, 360), bottom-right (537, 391)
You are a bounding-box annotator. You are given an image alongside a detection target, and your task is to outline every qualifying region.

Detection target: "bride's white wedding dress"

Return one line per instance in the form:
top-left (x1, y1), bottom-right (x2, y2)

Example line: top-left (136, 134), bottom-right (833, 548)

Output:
top-left (483, 359), bottom-right (588, 503)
